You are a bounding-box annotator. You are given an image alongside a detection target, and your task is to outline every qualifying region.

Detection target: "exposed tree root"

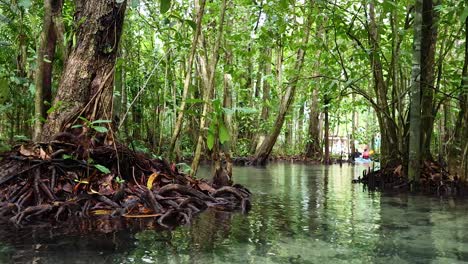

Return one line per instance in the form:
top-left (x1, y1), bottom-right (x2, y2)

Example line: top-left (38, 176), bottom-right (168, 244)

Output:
top-left (356, 160), bottom-right (465, 195)
top-left (0, 137), bottom-right (251, 231)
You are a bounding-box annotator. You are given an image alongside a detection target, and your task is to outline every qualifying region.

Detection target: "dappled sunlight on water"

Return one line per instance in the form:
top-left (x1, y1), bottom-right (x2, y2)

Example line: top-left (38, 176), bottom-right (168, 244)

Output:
top-left (1, 163), bottom-right (468, 263)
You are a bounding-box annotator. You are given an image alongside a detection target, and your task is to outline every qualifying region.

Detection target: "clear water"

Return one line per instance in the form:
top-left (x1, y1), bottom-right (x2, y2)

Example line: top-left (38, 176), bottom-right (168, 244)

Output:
top-left (1, 163), bottom-right (468, 264)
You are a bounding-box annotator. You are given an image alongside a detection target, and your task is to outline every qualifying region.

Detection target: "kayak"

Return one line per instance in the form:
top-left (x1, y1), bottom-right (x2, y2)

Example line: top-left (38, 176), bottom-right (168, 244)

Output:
top-left (354, 157), bottom-right (372, 163)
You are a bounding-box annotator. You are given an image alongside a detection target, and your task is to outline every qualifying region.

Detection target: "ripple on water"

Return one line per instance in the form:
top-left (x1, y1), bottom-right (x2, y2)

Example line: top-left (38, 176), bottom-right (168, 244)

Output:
top-left (0, 163), bottom-right (468, 264)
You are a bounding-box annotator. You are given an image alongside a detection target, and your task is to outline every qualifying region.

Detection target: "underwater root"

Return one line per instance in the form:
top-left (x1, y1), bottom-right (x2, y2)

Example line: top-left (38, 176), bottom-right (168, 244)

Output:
top-left (355, 160), bottom-right (464, 195)
top-left (0, 138), bottom-right (251, 230)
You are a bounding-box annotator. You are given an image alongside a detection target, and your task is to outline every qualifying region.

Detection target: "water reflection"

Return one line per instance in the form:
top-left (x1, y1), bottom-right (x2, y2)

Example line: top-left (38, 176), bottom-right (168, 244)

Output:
top-left (1, 163), bottom-right (468, 263)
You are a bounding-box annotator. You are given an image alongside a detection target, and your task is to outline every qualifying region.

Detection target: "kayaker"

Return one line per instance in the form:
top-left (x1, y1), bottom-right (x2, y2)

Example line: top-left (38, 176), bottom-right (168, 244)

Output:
top-left (363, 149), bottom-right (370, 159)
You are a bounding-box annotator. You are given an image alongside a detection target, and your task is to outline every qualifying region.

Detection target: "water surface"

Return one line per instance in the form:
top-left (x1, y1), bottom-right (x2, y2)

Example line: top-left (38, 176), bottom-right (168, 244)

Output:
top-left (1, 163), bottom-right (468, 263)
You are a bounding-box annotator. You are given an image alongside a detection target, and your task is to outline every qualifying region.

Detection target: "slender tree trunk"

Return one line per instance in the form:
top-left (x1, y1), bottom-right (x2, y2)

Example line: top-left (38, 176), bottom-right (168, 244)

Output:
top-left (254, 47), bottom-right (272, 152)
top-left (408, 0), bottom-right (423, 182)
top-left (297, 104), bottom-right (304, 148)
top-left (284, 116), bottom-right (293, 152)
top-left (323, 96), bottom-right (330, 164)
top-left (251, 13), bottom-right (312, 165)
top-left (191, 0), bottom-right (227, 176)
top-left (221, 49), bottom-right (234, 179)
top-left (350, 93), bottom-right (356, 158)
top-left (41, 0), bottom-right (127, 141)
top-left (168, 0), bottom-right (206, 158)
top-left (113, 51), bottom-right (123, 126)
top-left (33, 0), bottom-right (63, 141)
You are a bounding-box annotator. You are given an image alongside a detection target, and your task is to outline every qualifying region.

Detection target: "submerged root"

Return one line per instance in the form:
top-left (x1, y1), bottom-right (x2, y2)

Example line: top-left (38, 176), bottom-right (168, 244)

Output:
top-left (358, 161), bottom-right (465, 196)
top-left (0, 139), bottom-right (251, 230)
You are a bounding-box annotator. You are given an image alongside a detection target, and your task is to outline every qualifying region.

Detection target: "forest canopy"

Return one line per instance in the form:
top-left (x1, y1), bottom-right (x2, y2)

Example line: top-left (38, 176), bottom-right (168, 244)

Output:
top-left (0, 0), bottom-right (466, 181)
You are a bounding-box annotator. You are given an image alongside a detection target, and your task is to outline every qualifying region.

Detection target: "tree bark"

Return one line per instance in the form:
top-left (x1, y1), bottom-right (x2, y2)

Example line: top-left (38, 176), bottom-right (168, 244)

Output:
top-left (420, 0), bottom-right (439, 160)
top-left (306, 88), bottom-right (321, 158)
top-left (33, 0), bottom-right (63, 141)
top-left (408, 0), bottom-right (423, 182)
top-left (449, 4), bottom-right (468, 181)
top-left (221, 48), bottom-right (234, 179)
top-left (323, 96), bottom-right (330, 164)
top-left (41, 0), bottom-right (127, 141)
top-left (259, 47), bottom-right (272, 145)
top-left (191, 0), bottom-right (227, 176)
top-left (368, 1), bottom-right (400, 165)
top-left (168, 0), bottom-right (206, 158)
top-left (251, 13), bottom-right (312, 165)
top-left (350, 93), bottom-right (356, 157)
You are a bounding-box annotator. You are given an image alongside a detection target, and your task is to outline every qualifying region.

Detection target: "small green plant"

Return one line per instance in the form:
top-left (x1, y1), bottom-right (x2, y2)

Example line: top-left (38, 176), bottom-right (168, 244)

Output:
top-left (94, 164), bottom-right (110, 174)
top-left (176, 163), bottom-right (192, 174)
top-left (71, 117), bottom-right (111, 133)
top-left (206, 99), bottom-right (231, 150)
top-left (115, 176), bottom-right (125, 184)
top-left (13, 135), bottom-right (29, 141)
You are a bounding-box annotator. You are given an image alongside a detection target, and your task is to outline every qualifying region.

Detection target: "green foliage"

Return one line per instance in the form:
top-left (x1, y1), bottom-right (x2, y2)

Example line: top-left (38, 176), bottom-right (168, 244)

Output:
top-left (0, 0), bottom-right (464, 167)
top-left (0, 77), bottom-right (8, 104)
top-left (206, 99), bottom-right (231, 151)
top-left (71, 117), bottom-right (111, 134)
top-left (176, 162), bottom-right (191, 174)
top-left (160, 0), bottom-right (171, 14)
top-left (94, 164), bottom-right (111, 174)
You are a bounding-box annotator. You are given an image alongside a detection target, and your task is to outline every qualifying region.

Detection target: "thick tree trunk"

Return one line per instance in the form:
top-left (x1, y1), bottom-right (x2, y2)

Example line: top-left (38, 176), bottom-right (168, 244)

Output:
top-left (368, 1), bottom-right (400, 165)
top-left (305, 88), bottom-right (321, 159)
top-left (251, 15), bottom-right (312, 165)
top-left (41, 0), bottom-right (127, 141)
top-left (408, 0), bottom-right (423, 182)
top-left (33, 0), bottom-right (63, 141)
top-left (449, 7), bottom-right (468, 181)
top-left (420, 0), bottom-right (439, 160)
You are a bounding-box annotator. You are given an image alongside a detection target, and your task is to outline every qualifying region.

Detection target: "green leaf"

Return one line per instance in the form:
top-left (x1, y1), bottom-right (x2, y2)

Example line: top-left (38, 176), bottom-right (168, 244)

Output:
top-left (14, 135), bottom-right (29, 141)
top-left (207, 133), bottom-right (214, 150)
top-left (460, 7), bottom-right (468, 23)
top-left (222, 107), bottom-right (235, 115)
top-left (0, 14), bottom-right (11, 24)
top-left (115, 177), bottom-right (125, 184)
top-left (116, 0), bottom-right (125, 3)
top-left (47, 101), bottom-right (62, 115)
top-left (235, 107), bottom-right (258, 114)
top-left (131, 0), bottom-right (140, 8)
top-left (160, 0), bottom-right (171, 14)
top-left (91, 119), bottom-right (111, 124)
top-left (71, 124), bottom-right (83, 129)
top-left (0, 78), bottom-right (9, 105)
top-left (95, 164), bottom-right (111, 174)
top-left (185, 98), bottom-right (204, 104)
top-left (279, 0), bottom-right (288, 9)
top-left (18, 0), bottom-right (32, 9)
top-left (93, 126), bottom-right (108, 133)
top-left (219, 123), bottom-right (230, 144)
top-left (185, 19), bottom-right (196, 30)
top-left (176, 163), bottom-right (192, 174)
